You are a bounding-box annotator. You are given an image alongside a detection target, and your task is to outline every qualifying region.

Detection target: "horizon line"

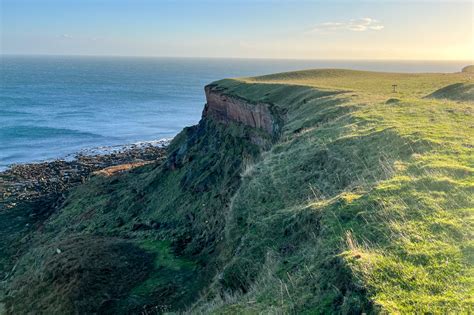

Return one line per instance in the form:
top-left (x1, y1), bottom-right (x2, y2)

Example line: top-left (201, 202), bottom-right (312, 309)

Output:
top-left (1, 53), bottom-right (472, 63)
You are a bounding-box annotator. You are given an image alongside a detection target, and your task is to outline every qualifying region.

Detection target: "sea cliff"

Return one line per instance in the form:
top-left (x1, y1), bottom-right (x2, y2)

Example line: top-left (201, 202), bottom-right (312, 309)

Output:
top-left (203, 84), bottom-right (280, 135)
top-left (1, 68), bottom-right (473, 314)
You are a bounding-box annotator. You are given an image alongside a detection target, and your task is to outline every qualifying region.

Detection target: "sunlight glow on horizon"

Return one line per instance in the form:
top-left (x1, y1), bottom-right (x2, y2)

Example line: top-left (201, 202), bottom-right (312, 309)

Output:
top-left (1, 0), bottom-right (473, 61)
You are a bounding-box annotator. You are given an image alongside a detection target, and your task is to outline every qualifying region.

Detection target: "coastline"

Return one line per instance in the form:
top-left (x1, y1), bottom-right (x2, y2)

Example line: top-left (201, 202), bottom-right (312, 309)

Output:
top-left (0, 138), bottom-right (170, 212)
top-left (1, 67), bottom-right (472, 313)
top-left (0, 138), bottom-right (170, 304)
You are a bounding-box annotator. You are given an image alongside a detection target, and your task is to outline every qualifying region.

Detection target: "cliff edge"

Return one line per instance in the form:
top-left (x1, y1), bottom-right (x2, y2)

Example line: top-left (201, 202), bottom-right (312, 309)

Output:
top-left (1, 69), bottom-right (472, 314)
top-left (203, 84), bottom-right (281, 135)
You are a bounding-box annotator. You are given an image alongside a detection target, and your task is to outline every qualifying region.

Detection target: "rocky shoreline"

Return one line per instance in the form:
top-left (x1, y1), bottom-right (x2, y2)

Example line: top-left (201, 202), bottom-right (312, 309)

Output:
top-left (0, 140), bottom-right (170, 307)
top-left (0, 140), bottom-right (169, 212)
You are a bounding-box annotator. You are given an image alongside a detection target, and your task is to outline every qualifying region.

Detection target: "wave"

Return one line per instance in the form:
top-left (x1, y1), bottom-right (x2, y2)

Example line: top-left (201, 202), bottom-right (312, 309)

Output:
top-left (0, 109), bottom-right (33, 117)
top-left (54, 111), bottom-right (95, 118)
top-left (0, 125), bottom-right (106, 140)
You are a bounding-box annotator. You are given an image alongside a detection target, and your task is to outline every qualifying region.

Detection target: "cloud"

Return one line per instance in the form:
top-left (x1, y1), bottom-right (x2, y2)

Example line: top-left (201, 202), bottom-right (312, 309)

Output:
top-left (58, 34), bottom-right (104, 42)
top-left (309, 18), bottom-right (384, 33)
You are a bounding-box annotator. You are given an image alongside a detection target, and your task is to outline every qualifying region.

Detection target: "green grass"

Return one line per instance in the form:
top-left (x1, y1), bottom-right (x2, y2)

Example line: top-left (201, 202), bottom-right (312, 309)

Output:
top-left (4, 235), bottom-right (155, 314)
top-left (426, 83), bottom-right (474, 102)
top-left (242, 68), bottom-right (472, 98)
top-left (117, 239), bottom-right (200, 312)
top-left (2, 68), bottom-right (473, 314)
top-left (190, 69), bottom-right (473, 313)
top-left (462, 65), bottom-right (474, 73)
top-left (3, 119), bottom-right (270, 313)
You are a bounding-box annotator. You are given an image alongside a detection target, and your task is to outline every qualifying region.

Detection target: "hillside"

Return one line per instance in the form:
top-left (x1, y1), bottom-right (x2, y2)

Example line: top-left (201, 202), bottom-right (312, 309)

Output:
top-left (462, 65), bottom-right (474, 73)
top-left (1, 68), bottom-right (473, 314)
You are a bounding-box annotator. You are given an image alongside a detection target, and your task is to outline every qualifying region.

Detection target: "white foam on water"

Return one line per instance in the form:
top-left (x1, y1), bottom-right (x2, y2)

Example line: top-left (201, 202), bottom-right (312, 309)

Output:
top-left (72, 138), bottom-right (172, 157)
top-left (0, 138), bottom-right (172, 173)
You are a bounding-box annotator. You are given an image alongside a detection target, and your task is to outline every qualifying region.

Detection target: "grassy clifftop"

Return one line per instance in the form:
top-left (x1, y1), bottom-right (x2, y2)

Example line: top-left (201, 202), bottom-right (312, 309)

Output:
top-left (2, 69), bottom-right (473, 314)
top-left (195, 70), bottom-right (473, 313)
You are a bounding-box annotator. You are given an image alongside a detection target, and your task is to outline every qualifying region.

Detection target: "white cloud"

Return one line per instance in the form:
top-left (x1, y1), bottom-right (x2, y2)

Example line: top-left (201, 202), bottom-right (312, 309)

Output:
top-left (309, 17), bottom-right (384, 33)
top-left (58, 34), bottom-right (105, 42)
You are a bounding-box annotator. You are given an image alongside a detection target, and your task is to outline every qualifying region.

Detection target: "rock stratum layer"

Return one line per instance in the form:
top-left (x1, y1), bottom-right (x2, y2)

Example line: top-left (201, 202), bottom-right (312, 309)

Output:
top-left (203, 85), bottom-right (278, 135)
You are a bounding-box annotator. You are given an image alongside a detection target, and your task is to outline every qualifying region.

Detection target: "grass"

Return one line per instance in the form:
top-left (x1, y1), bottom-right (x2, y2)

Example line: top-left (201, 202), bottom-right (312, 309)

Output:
top-left (2, 68), bottom-right (473, 314)
top-left (426, 83), bottom-right (474, 102)
top-left (4, 235), bottom-right (155, 314)
top-left (2, 119), bottom-right (270, 313)
top-left (190, 69), bottom-right (473, 313)
top-left (243, 68), bottom-right (472, 98)
top-left (462, 65), bottom-right (474, 73)
top-left (117, 239), bottom-right (200, 313)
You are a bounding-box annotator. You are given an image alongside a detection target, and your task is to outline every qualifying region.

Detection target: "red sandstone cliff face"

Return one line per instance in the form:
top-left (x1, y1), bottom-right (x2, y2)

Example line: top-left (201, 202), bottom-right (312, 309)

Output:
top-left (203, 85), bottom-right (277, 134)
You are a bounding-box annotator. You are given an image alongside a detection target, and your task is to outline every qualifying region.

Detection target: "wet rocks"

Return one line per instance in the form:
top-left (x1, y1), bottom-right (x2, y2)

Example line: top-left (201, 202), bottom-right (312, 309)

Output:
top-left (0, 142), bottom-right (168, 211)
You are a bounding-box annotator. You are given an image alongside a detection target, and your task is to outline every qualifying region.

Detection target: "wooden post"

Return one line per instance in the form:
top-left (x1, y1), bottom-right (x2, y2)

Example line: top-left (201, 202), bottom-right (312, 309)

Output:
top-left (392, 84), bottom-right (398, 93)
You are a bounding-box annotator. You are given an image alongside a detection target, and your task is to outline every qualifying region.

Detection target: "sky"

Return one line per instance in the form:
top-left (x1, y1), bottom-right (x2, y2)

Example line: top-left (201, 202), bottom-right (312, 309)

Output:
top-left (1, 0), bottom-right (473, 60)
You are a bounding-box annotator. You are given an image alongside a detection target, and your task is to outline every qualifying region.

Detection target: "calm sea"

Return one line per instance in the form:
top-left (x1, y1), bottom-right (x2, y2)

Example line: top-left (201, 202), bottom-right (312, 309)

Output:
top-left (0, 55), bottom-right (469, 170)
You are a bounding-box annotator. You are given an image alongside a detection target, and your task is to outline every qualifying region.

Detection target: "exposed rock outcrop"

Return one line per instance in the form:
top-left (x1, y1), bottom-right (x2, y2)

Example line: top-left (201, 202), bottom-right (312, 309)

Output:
top-left (203, 85), bottom-right (281, 135)
top-left (0, 143), bottom-right (167, 211)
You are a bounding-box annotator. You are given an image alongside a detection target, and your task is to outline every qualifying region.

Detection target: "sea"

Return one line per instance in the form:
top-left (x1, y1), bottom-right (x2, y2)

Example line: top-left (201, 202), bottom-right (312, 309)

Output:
top-left (0, 55), bottom-right (469, 170)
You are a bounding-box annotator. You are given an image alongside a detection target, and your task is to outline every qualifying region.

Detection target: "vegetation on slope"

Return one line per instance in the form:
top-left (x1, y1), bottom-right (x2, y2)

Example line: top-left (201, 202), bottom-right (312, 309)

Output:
top-left (426, 83), bottom-right (474, 102)
top-left (190, 72), bottom-right (473, 313)
top-left (2, 68), bottom-right (473, 314)
top-left (462, 65), bottom-right (474, 73)
top-left (245, 68), bottom-right (470, 98)
top-left (3, 119), bottom-right (270, 314)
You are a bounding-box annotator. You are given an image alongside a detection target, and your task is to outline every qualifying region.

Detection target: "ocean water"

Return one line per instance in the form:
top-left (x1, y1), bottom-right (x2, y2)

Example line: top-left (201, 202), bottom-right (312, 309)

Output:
top-left (0, 55), bottom-right (469, 170)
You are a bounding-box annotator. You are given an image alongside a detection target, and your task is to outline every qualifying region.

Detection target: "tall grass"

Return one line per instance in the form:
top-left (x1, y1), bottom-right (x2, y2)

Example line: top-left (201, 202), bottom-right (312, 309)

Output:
top-left (191, 70), bottom-right (473, 313)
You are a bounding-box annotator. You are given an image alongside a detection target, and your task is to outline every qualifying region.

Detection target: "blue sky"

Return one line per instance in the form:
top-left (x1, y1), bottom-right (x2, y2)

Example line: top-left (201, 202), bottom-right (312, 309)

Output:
top-left (1, 0), bottom-right (473, 60)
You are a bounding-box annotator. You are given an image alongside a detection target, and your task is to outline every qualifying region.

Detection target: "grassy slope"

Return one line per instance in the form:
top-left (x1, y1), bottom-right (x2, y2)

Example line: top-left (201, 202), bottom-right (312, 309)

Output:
top-left (462, 65), bottom-right (474, 73)
top-left (191, 70), bottom-right (473, 313)
top-left (3, 119), bottom-right (271, 314)
top-left (3, 69), bottom-right (473, 314)
top-left (426, 83), bottom-right (474, 102)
